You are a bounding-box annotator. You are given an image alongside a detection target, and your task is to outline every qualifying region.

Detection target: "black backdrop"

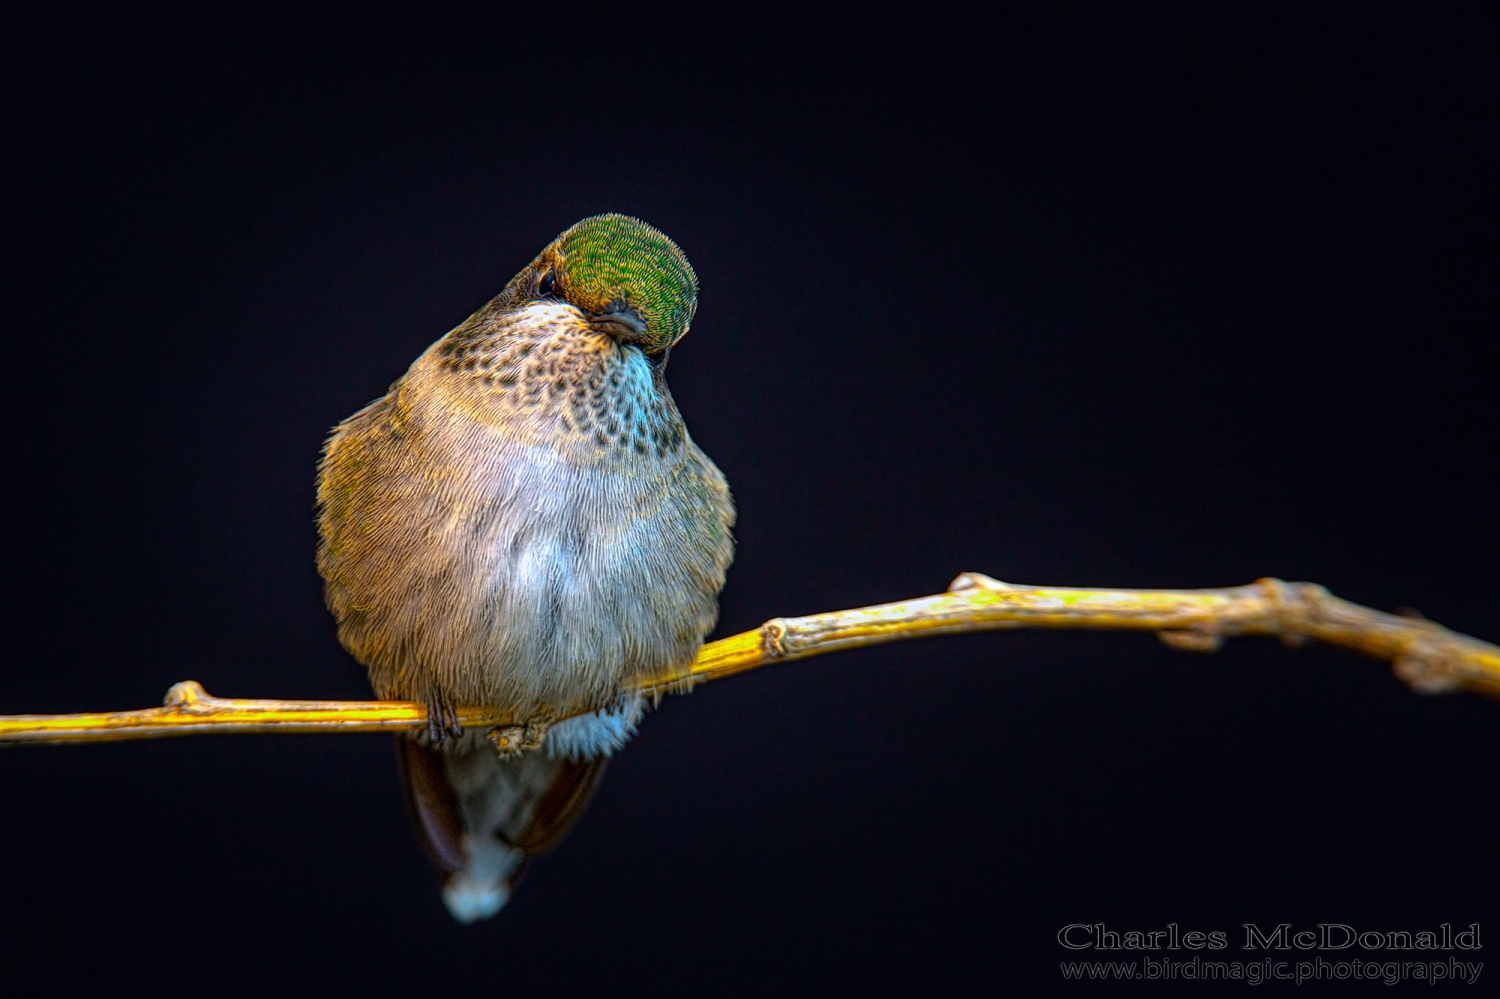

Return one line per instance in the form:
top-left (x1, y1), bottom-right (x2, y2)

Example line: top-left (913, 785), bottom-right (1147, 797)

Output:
top-left (4, 7), bottom-right (1496, 995)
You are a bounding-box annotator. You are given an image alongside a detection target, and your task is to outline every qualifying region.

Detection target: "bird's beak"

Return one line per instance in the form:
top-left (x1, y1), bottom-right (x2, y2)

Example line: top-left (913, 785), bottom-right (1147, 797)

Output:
top-left (586, 308), bottom-right (648, 344)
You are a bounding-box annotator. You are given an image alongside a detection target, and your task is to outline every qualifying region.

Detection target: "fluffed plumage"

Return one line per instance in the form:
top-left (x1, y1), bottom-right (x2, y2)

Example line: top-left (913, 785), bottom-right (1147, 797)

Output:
top-left (316, 214), bottom-right (734, 920)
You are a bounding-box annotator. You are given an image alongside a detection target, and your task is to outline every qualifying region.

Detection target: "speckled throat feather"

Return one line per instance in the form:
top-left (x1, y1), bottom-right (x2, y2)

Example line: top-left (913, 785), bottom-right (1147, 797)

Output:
top-left (435, 301), bottom-right (687, 459)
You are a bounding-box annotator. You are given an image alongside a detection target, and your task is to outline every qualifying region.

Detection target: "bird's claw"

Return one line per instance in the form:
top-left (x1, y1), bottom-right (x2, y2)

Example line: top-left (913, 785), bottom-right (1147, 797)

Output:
top-left (424, 693), bottom-right (463, 744)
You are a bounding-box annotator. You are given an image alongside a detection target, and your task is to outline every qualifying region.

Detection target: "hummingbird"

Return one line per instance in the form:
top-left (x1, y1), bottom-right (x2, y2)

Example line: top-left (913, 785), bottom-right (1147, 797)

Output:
top-left (316, 214), bottom-right (735, 922)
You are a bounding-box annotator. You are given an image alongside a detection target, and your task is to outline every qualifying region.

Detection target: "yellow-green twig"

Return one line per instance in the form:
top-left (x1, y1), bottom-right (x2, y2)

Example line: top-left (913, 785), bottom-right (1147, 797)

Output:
top-left (3, 574), bottom-right (1495, 746)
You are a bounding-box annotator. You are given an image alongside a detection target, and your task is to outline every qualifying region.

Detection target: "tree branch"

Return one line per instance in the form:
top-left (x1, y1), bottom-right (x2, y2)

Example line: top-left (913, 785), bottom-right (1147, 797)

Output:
top-left (3, 574), bottom-right (1495, 745)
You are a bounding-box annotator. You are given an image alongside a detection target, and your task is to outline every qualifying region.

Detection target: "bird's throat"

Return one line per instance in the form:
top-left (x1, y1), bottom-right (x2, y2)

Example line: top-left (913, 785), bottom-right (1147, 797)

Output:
top-left (431, 302), bottom-right (687, 463)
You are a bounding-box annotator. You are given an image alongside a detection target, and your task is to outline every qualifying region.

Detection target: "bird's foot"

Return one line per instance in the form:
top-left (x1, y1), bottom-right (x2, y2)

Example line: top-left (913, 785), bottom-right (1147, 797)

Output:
top-left (486, 715), bottom-right (551, 760)
top-left (423, 692), bottom-right (463, 744)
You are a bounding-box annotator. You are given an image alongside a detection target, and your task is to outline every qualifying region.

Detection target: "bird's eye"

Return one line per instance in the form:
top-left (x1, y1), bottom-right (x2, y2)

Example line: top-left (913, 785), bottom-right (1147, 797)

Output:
top-left (537, 270), bottom-right (557, 297)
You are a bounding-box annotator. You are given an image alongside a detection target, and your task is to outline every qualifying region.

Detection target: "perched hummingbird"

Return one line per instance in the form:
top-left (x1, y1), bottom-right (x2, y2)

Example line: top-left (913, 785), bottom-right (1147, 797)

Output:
top-left (316, 214), bottom-right (735, 922)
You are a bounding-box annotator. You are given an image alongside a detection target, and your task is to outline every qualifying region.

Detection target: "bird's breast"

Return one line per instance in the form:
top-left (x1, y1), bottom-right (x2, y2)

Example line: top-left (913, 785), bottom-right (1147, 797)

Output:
top-left (318, 322), bottom-right (732, 713)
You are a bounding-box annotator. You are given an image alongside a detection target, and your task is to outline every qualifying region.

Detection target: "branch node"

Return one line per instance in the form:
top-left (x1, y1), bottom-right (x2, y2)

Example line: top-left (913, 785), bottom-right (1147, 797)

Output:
top-left (1254, 576), bottom-right (1319, 643)
top-left (163, 681), bottom-right (211, 713)
top-left (486, 717), bottom-right (550, 759)
top-left (948, 572), bottom-right (1016, 593)
top-left (762, 619), bottom-right (792, 658)
top-left (1157, 630), bottom-right (1225, 653)
top-left (1392, 649), bottom-right (1465, 696)
top-left (1253, 576), bottom-right (1291, 609)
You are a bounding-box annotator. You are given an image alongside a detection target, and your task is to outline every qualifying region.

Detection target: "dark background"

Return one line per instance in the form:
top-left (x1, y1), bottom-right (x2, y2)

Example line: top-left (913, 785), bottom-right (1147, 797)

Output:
top-left (3, 6), bottom-right (1495, 995)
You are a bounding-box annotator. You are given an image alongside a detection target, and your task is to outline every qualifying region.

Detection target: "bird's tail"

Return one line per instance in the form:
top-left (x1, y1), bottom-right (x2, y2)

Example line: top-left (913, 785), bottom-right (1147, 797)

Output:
top-left (393, 699), bottom-right (643, 922)
top-left (396, 734), bottom-right (609, 923)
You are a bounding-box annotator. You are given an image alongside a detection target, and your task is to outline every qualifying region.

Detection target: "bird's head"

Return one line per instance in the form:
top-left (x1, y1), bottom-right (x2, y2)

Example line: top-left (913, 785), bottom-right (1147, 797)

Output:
top-left (524, 214), bottom-right (698, 362)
